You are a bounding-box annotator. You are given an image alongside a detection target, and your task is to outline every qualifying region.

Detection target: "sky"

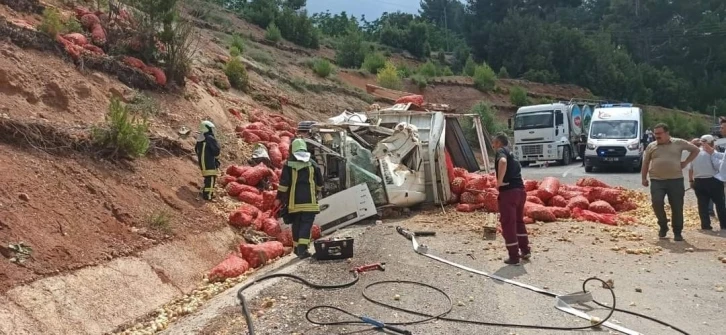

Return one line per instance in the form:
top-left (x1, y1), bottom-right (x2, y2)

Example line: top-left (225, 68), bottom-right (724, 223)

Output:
top-left (305, 0), bottom-right (422, 21)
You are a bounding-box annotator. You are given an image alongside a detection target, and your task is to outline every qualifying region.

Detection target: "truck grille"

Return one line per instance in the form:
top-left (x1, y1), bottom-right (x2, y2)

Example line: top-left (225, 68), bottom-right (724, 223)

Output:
top-left (522, 145), bottom-right (543, 156)
top-left (597, 146), bottom-right (626, 157)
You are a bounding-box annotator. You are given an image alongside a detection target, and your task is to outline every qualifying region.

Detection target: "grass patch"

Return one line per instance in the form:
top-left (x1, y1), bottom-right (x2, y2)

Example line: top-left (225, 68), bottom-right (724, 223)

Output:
top-left (147, 210), bottom-right (172, 233)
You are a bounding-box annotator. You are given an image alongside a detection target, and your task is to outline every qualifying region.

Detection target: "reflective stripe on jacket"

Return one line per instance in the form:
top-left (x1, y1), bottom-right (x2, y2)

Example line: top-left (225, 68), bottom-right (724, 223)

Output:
top-left (277, 160), bottom-right (324, 213)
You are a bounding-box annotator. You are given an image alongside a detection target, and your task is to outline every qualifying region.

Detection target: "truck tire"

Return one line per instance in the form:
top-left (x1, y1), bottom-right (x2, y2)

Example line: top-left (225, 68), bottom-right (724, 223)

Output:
top-left (585, 165), bottom-right (593, 173)
top-left (559, 147), bottom-right (572, 166)
top-left (520, 162), bottom-right (530, 168)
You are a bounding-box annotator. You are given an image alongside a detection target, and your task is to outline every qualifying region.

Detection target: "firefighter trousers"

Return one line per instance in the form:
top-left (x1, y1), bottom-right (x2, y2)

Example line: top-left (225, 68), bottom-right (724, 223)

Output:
top-left (201, 175), bottom-right (216, 200)
top-left (498, 188), bottom-right (530, 261)
top-left (287, 212), bottom-right (316, 255)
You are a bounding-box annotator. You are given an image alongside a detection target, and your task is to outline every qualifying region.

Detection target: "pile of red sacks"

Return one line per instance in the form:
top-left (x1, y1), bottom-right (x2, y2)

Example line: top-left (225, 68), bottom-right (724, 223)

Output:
top-left (210, 111), bottom-right (322, 281)
top-left (451, 171), bottom-right (637, 226)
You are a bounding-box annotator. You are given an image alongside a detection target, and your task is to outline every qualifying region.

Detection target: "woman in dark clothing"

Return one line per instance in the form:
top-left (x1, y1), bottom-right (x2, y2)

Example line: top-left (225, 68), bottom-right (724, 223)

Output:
top-left (493, 133), bottom-right (530, 265)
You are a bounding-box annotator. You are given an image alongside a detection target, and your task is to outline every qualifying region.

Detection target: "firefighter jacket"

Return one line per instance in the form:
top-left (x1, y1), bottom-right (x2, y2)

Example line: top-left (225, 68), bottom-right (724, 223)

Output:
top-left (195, 132), bottom-right (221, 177)
top-left (276, 160), bottom-right (324, 213)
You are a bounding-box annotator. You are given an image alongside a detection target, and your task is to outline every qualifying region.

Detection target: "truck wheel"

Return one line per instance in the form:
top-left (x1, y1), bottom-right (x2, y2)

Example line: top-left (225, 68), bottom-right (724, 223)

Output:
top-left (559, 147), bottom-right (572, 166)
top-left (585, 165), bottom-right (593, 173)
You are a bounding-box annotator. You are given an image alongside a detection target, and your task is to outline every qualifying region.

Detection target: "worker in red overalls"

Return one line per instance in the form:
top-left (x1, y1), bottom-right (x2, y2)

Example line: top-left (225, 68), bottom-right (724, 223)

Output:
top-left (493, 133), bottom-right (530, 265)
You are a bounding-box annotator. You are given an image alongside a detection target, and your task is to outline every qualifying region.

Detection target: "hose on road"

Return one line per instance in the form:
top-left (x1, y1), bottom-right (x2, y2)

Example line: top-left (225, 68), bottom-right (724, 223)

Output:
top-left (237, 270), bottom-right (690, 335)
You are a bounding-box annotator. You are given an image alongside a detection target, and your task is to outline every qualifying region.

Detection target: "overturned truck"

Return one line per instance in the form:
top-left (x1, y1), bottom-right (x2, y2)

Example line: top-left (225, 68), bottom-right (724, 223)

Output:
top-left (301, 98), bottom-right (490, 234)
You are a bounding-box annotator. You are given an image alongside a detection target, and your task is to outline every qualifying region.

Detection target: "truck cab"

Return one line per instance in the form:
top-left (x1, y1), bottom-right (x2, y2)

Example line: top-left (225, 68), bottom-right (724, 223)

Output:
top-left (583, 104), bottom-right (643, 172)
top-left (512, 103), bottom-right (574, 166)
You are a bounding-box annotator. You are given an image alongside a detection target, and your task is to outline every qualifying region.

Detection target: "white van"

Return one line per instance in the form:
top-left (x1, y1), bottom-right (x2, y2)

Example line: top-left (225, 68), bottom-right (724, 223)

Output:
top-left (584, 104), bottom-right (643, 172)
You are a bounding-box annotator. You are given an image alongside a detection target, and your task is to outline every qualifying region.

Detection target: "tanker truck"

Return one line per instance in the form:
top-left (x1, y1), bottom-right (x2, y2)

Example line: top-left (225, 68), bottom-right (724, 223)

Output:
top-left (510, 100), bottom-right (602, 166)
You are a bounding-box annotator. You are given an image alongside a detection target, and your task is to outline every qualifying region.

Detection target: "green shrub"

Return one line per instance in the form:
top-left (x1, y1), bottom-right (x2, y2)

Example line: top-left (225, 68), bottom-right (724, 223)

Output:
top-left (38, 8), bottom-right (64, 36)
top-left (398, 64), bottom-right (412, 78)
top-left (418, 61), bottom-right (438, 78)
top-left (463, 55), bottom-right (476, 77)
top-left (230, 34), bottom-right (245, 53)
top-left (265, 22), bottom-right (282, 42)
top-left (229, 46), bottom-right (241, 58)
top-left (473, 64), bottom-right (497, 92)
top-left (312, 58), bottom-right (333, 78)
top-left (335, 29), bottom-right (366, 68)
top-left (377, 61), bottom-right (402, 90)
top-left (224, 57), bottom-right (249, 90)
top-left (64, 17), bottom-right (83, 33)
top-left (510, 86), bottom-right (529, 106)
top-left (441, 66), bottom-right (454, 76)
top-left (247, 49), bottom-right (272, 65)
top-left (523, 69), bottom-right (558, 83)
top-left (472, 102), bottom-right (507, 136)
top-left (411, 74), bottom-right (428, 90)
top-left (362, 52), bottom-right (386, 74)
top-left (147, 210), bottom-right (172, 233)
top-left (498, 66), bottom-right (510, 79)
top-left (127, 92), bottom-right (161, 118)
top-left (92, 98), bottom-right (150, 159)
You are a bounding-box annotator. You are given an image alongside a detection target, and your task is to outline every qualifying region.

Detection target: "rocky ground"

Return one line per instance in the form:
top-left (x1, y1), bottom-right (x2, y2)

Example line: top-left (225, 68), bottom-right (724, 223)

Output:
top-left (163, 162), bottom-right (726, 335)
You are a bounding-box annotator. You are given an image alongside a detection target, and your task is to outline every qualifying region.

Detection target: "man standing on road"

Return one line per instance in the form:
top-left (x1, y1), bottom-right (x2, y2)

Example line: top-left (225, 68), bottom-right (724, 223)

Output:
top-left (703, 117), bottom-right (726, 232)
top-left (689, 138), bottom-right (716, 216)
top-left (688, 135), bottom-right (726, 231)
top-left (578, 133), bottom-right (587, 167)
top-left (493, 133), bottom-right (530, 265)
top-left (641, 123), bottom-right (699, 241)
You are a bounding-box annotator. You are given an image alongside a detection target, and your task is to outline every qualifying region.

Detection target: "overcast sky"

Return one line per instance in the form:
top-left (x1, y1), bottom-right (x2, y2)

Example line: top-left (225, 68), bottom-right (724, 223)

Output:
top-left (306, 0), bottom-right (421, 21)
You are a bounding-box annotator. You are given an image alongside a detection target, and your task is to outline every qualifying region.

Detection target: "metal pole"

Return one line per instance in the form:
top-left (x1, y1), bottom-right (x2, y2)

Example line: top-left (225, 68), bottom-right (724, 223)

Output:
top-left (473, 117), bottom-right (490, 173)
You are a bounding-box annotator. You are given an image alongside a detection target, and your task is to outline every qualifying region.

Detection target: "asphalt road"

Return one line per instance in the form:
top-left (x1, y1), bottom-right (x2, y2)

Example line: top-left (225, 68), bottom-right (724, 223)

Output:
top-left (177, 160), bottom-right (723, 335)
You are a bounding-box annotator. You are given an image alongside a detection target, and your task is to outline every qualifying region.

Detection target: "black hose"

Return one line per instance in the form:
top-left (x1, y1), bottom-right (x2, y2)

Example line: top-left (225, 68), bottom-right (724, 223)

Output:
top-left (238, 273), bottom-right (690, 335)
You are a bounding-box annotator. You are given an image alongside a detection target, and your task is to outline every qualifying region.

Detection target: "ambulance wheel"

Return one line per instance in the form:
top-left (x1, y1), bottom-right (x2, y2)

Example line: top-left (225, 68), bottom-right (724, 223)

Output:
top-left (585, 165), bottom-right (593, 173)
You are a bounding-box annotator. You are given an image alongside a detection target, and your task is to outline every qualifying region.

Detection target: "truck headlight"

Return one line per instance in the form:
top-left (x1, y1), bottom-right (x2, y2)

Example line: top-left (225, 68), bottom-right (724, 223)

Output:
top-left (587, 142), bottom-right (595, 150)
top-left (627, 142), bottom-right (639, 150)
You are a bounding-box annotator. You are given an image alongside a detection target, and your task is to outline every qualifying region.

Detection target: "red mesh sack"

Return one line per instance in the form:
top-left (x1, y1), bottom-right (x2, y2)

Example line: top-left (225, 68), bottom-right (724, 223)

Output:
top-left (245, 122), bottom-right (267, 130)
top-left (453, 168), bottom-right (468, 179)
top-left (576, 178), bottom-right (610, 188)
top-left (528, 206), bottom-right (557, 223)
top-left (450, 193), bottom-right (460, 204)
top-left (450, 177), bottom-right (467, 195)
top-left (273, 122), bottom-right (295, 132)
top-left (228, 211), bottom-right (254, 227)
top-left (394, 94), bottom-right (424, 106)
top-left (145, 66), bottom-right (167, 86)
top-left (589, 200), bottom-right (617, 215)
top-left (523, 217), bottom-right (535, 224)
top-left (90, 24), bottom-right (106, 45)
top-left (571, 208), bottom-right (617, 226)
top-left (122, 56), bottom-right (145, 69)
top-left (64, 33), bottom-right (87, 46)
top-left (227, 182), bottom-right (259, 197)
top-left (261, 190), bottom-right (276, 211)
top-left (239, 241), bottom-right (285, 268)
top-left (276, 229), bottom-right (293, 247)
top-left (268, 143), bottom-right (283, 168)
top-left (239, 191), bottom-right (264, 207)
top-left (262, 218), bottom-right (282, 237)
top-left (208, 254), bottom-right (249, 281)
top-left (527, 190), bottom-right (540, 197)
top-left (241, 130), bottom-right (262, 143)
top-left (524, 180), bottom-right (539, 192)
top-left (557, 189), bottom-right (581, 200)
top-left (456, 203), bottom-right (483, 212)
top-left (226, 165), bottom-right (245, 177)
top-left (80, 13), bottom-right (100, 28)
top-left (240, 163), bottom-right (272, 186)
top-left (82, 44), bottom-right (103, 55)
top-left (247, 129), bottom-right (273, 142)
top-left (527, 196), bottom-right (544, 205)
top-left (312, 225), bottom-right (322, 240)
top-left (444, 151), bottom-right (455, 183)
top-left (460, 192), bottom-right (478, 204)
top-left (481, 191), bottom-right (498, 212)
top-left (589, 187), bottom-right (622, 205)
top-left (566, 196), bottom-right (590, 210)
top-left (467, 177), bottom-right (489, 191)
top-left (548, 195), bottom-right (568, 208)
top-left (552, 207), bottom-right (570, 219)
top-left (219, 175), bottom-right (237, 187)
top-left (614, 201), bottom-right (637, 212)
top-left (278, 130), bottom-right (295, 139)
top-left (537, 177), bottom-right (560, 201)
top-left (74, 6), bottom-right (93, 18)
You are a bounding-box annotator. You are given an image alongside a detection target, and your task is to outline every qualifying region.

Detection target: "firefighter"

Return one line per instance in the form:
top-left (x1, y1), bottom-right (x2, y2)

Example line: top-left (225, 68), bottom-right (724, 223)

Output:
top-left (275, 138), bottom-right (324, 259)
top-left (195, 121), bottom-right (221, 201)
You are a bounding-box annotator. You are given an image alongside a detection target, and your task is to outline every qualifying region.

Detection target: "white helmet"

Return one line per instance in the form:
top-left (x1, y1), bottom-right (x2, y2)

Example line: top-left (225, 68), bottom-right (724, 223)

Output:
top-left (199, 120), bottom-right (215, 133)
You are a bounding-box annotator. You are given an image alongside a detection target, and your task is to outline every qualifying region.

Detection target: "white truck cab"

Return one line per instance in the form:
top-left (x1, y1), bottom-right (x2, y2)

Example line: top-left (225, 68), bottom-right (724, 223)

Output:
top-left (584, 104), bottom-right (643, 172)
top-left (512, 103), bottom-right (579, 166)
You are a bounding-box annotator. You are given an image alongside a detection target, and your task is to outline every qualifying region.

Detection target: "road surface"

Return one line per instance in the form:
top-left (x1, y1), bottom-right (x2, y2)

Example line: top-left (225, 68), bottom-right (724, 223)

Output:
top-left (164, 162), bottom-right (724, 335)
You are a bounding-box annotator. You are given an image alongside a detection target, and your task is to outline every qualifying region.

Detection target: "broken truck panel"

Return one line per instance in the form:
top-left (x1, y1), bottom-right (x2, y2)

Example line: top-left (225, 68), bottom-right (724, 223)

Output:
top-left (315, 183), bottom-right (378, 236)
top-left (373, 122), bottom-right (427, 207)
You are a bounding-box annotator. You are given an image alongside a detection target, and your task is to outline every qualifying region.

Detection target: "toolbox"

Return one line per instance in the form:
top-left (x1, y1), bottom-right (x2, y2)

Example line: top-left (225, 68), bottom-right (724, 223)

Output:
top-left (313, 237), bottom-right (354, 260)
